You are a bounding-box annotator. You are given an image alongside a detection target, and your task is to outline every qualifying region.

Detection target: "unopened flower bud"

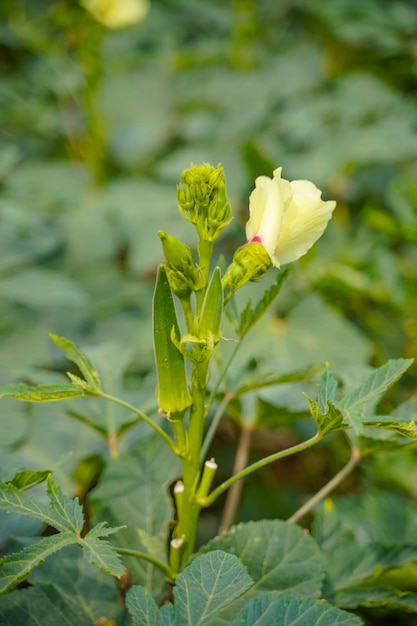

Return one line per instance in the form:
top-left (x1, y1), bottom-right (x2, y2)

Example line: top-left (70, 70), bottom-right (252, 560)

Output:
top-left (158, 231), bottom-right (202, 297)
top-left (206, 183), bottom-right (232, 241)
top-left (177, 185), bottom-right (197, 223)
top-left (222, 241), bottom-right (272, 296)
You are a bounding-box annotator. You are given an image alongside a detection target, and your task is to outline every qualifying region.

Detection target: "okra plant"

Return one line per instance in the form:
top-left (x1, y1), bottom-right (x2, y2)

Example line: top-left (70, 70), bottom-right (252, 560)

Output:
top-left (0, 164), bottom-right (415, 625)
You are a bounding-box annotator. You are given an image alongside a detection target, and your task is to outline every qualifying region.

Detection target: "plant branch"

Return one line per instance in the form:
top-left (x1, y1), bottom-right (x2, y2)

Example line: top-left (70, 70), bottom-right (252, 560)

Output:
top-left (287, 446), bottom-right (361, 524)
top-left (96, 391), bottom-right (178, 455)
top-left (198, 432), bottom-right (322, 508)
top-left (114, 547), bottom-right (175, 580)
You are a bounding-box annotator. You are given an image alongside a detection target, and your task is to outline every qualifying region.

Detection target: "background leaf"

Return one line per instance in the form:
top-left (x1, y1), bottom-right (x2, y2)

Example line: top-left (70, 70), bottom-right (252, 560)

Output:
top-left (232, 592), bottom-right (363, 626)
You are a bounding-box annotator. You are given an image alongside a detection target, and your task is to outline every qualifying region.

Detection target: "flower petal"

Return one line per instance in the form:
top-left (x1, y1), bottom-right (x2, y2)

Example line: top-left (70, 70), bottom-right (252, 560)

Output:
top-left (246, 168), bottom-right (291, 258)
top-left (272, 179), bottom-right (336, 266)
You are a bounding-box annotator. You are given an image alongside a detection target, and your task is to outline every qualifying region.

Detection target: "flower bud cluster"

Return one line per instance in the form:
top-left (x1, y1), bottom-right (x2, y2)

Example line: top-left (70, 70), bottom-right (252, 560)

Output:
top-left (177, 163), bottom-right (232, 242)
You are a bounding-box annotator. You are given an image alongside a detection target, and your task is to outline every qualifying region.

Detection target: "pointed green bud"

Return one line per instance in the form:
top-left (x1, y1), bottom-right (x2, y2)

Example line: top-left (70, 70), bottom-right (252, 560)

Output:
top-left (222, 241), bottom-right (272, 297)
top-left (199, 267), bottom-right (223, 344)
top-left (177, 184), bottom-right (197, 223)
top-left (206, 183), bottom-right (232, 241)
top-left (158, 231), bottom-right (202, 297)
top-left (153, 265), bottom-right (192, 414)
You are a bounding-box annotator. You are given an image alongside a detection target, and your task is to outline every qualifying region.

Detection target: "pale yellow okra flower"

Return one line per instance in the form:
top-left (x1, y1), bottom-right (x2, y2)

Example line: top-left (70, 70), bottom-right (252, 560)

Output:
top-left (81, 0), bottom-right (150, 28)
top-left (246, 168), bottom-right (336, 267)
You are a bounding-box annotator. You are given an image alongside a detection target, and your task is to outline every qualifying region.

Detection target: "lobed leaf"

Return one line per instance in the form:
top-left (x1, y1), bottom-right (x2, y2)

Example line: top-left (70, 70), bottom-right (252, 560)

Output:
top-left (339, 358), bottom-right (413, 420)
top-left (0, 481), bottom-right (66, 532)
top-left (0, 546), bottom-right (125, 624)
top-left (0, 383), bottom-right (86, 402)
top-left (8, 469), bottom-right (51, 491)
top-left (317, 365), bottom-right (338, 413)
top-left (175, 551), bottom-right (253, 625)
top-left (49, 334), bottom-right (102, 390)
top-left (46, 476), bottom-right (84, 534)
top-left (201, 519), bottom-right (324, 621)
top-left (306, 397), bottom-right (350, 437)
top-left (362, 417), bottom-right (417, 440)
top-left (0, 534), bottom-right (76, 594)
top-left (81, 533), bottom-right (126, 576)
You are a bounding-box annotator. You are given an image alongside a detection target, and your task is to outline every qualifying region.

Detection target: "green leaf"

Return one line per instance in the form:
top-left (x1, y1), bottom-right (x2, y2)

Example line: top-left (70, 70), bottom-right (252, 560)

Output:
top-left (46, 476), bottom-right (84, 534)
top-left (81, 524), bottom-right (126, 576)
top-left (333, 586), bottom-right (417, 613)
top-left (0, 477), bottom-right (125, 590)
top-left (334, 359), bottom-right (414, 452)
top-left (126, 586), bottom-right (160, 626)
top-left (0, 534), bottom-right (76, 594)
top-left (201, 519), bottom-right (324, 620)
top-left (0, 383), bottom-right (86, 402)
top-left (362, 416), bottom-right (417, 440)
top-left (306, 398), bottom-right (350, 437)
top-left (49, 334), bottom-right (102, 391)
top-left (0, 480), bottom-right (75, 533)
top-left (317, 365), bottom-right (338, 413)
top-left (152, 265), bottom-right (192, 413)
top-left (126, 551), bottom-right (253, 626)
top-left (339, 358), bottom-right (413, 420)
top-left (304, 365), bottom-right (349, 436)
top-left (312, 491), bottom-right (417, 608)
top-left (175, 551), bottom-right (253, 625)
top-left (8, 469), bottom-right (51, 491)
top-left (0, 546), bottom-right (125, 624)
top-left (238, 267), bottom-right (290, 338)
top-left (362, 386), bottom-right (417, 440)
top-left (0, 585), bottom-right (87, 625)
top-left (232, 592), bottom-right (363, 625)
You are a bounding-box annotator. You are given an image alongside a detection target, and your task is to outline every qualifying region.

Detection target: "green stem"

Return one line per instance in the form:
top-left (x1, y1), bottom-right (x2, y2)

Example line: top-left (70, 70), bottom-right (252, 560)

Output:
top-left (198, 433), bottom-right (322, 508)
top-left (171, 363), bottom-right (209, 572)
top-left (287, 446), bottom-right (361, 524)
top-left (170, 412), bottom-right (188, 457)
top-left (114, 547), bottom-right (175, 581)
top-left (96, 391), bottom-right (178, 455)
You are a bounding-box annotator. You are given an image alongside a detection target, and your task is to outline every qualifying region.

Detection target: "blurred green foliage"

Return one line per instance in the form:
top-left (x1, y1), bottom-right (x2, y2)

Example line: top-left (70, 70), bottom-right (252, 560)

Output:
top-left (1, 0), bottom-right (417, 622)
